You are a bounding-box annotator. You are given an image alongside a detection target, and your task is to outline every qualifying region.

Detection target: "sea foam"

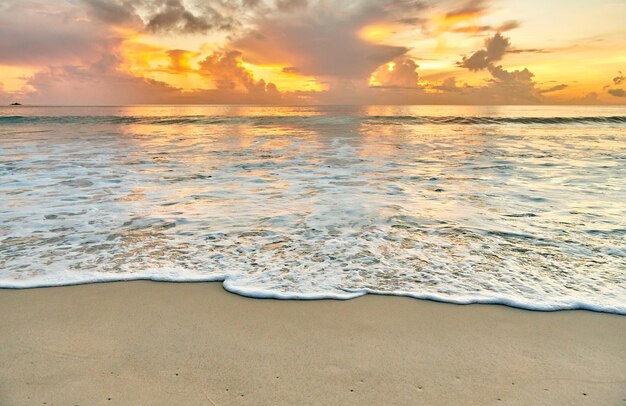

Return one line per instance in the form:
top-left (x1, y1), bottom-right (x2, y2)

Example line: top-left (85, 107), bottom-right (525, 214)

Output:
top-left (1, 105), bottom-right (625, 313)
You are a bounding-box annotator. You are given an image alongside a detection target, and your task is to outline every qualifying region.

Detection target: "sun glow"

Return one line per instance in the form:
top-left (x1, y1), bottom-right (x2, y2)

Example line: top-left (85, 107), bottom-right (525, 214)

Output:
top-left (0, 66), bottom-right (39, 92)
top-left (358, 24), bottom-right (398, 43)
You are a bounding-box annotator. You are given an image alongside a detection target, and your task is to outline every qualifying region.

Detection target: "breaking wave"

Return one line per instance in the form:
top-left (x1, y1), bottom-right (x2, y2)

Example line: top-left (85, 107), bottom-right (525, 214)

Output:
top-left (1, 114), bottom-right (625, 126)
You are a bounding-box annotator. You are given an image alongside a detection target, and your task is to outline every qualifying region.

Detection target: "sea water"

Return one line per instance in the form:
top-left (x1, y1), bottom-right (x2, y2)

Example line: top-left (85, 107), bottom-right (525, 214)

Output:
top-left (1, 105), bottom-right (625, 313)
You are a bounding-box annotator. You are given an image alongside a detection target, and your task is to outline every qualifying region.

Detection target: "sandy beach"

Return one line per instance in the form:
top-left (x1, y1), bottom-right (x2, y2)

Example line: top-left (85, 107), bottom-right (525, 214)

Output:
top-left (0, 281), bottom-right (623, 405)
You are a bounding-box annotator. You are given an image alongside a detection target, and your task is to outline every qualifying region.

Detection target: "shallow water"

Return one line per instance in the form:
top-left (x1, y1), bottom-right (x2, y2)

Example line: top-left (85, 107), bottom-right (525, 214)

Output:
top-left (1, 105), bottom-right (625, 313)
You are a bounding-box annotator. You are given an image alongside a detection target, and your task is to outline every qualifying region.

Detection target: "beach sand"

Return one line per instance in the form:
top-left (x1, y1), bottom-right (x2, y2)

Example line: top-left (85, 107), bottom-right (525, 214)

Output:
top-left (0, 281), bottom-right (624, 405)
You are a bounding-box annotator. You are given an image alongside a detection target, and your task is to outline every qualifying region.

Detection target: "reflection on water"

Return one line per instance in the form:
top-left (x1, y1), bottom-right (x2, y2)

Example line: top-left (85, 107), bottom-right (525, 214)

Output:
top-left (0, 105), bottom-right (625, 312)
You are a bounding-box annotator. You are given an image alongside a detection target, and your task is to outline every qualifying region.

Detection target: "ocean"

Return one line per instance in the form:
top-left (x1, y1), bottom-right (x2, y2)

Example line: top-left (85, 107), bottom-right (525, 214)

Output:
top-left (1, 105), bottom-right (624, 313)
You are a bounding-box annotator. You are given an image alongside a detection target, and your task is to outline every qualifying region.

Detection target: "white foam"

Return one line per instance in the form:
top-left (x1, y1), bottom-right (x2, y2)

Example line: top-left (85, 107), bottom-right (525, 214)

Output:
top-left (1, 105), bottom-right (625, 314)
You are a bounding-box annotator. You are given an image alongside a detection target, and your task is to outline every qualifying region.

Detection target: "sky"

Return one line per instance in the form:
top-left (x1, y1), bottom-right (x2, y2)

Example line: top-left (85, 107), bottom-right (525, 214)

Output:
top-left (0, 0), bottom-right (624, 105)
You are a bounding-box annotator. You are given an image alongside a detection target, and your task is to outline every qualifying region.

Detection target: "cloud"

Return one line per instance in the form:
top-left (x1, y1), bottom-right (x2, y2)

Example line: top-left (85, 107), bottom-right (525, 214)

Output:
top-left (496, 20), bottom-right (520, 32)
top-left (451, 20), bottom-right (520, 34)
top-left (275, 0), bottom-right (308, 13)
top-left (458, 32), bottom-right (510, 70)
top-left (83, 0), bottom-right (255, 35)
top-left (82, 0), bottom-right (142, 27)
top-left (458, 48), bottom-right (489, 70)
top-left (604, 71), bottom-right (625, 97)
top-left (444, 0), bottom-right (489, 22)
top-left (0, 0), bottom-right (286, 104)
top-left (0, 1), bottom-right (118, 66)
top-left (481, 32), bottom-right (510, 60)
top-left (454, 33), bottom-right (547, 103)
top-left (487, 64), bottom-right (532, 82)
top-left (0, 1), bottom-right (283, 104)
top-left (232, 1), bottom-right (410, 85)
top-left (23, 54), bottom-right (285, 105)
top-left (383, 0), bottom-right (428, 15)
top-left (166, 49), bottom-right (199, 72)
top-left (198, 50), bottom-right (279, 95)
top-left (608, 88), bottom-right (625, 97)
top-left (568, 92), bottom-right (600, 104)
top-left (396, 17), bottom-right (427, 26)
top-left (371, 59), bottom-right (419, 88)
top-left (507, 48), bottom-right (549, 54)
top-left (540, 84), bottom-right (568, 93)
top-left (483, 64), bottom-right (542, 102)
top-left (2, 0), bottom-right (620, 106)
top-left (451, 25), bottom-right (492, 34)
top-left (282, 66), bottom-right (301, 74)
top-left (146, 0), bottom-right (225, 34)
top-left (429, 76), bottom-right (469, 93)
top-left (24, 57), bottom-right (182, 105)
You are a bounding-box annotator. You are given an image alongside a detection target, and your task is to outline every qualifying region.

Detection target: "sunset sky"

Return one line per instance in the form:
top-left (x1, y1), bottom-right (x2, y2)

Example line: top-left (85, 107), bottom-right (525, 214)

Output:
top-left (1, 0), bottom-right (624, 105)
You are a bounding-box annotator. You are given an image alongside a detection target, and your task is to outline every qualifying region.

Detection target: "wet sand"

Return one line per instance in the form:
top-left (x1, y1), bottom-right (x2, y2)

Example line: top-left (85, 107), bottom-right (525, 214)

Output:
top-left (0, 281), bottom-right (624, 405)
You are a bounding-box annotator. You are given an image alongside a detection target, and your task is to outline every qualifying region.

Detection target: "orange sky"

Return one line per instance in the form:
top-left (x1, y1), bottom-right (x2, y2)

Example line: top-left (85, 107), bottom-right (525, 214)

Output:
top-left (0, 0), bottom-right (624, 105)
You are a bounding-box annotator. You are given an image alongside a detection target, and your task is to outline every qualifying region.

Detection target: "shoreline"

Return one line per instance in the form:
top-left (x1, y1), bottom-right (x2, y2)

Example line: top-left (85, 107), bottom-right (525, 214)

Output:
top-left (2, 278), bottom-right (623, 315)
top-left (1, 281), bottom-right (625, 405)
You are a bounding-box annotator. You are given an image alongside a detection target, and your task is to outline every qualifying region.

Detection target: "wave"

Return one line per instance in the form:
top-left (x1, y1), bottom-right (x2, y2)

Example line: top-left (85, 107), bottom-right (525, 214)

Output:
top-left (1, 114), bottom-right (625, 126)
top-left (2, 274), bottom-right (624, 314)
top-left (369, 115), bottom-right (626, 125)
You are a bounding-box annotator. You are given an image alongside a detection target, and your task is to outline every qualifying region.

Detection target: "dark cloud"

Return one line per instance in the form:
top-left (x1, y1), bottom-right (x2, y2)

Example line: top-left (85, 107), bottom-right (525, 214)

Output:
top-left (146, 0), bottom-right (229, 34)
top-left (458, 49), bottom-right (489, 70)
top-left (232, 2), bottom-right (410, 83)
top-left (388, 0), bottom-right (429, 31)
top-left (451, 20), bottom-right (520, 34)
top-left (83, 0), bottom-right (254, 35)
top-left (384, 0), bottom-right (428, 14)
top-left (458, 32), bottom-right (510, 70)
top-left (396, 17), bottom-right (427, 25)
top-left (275, 0), bottom-right (308, 13)
top-left (507, 48), bottom-right (549, 54)
top-left (485, 33), bottom-right (510, 61)
top-left (608, 88), bottom-right (625, 97)
top-left (82, 0), bottom-right (142, 27)
top-left (603, 71), bottom-right (625, 98)
top-left (242, 0), bottom-right (262, 7)
top-left (540, 84), bottom-right (568, 93)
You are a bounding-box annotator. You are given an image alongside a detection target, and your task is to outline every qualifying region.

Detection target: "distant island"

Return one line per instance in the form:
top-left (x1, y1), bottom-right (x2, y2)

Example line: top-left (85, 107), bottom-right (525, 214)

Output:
top-left (10, 102), bottom-right (21, 105)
